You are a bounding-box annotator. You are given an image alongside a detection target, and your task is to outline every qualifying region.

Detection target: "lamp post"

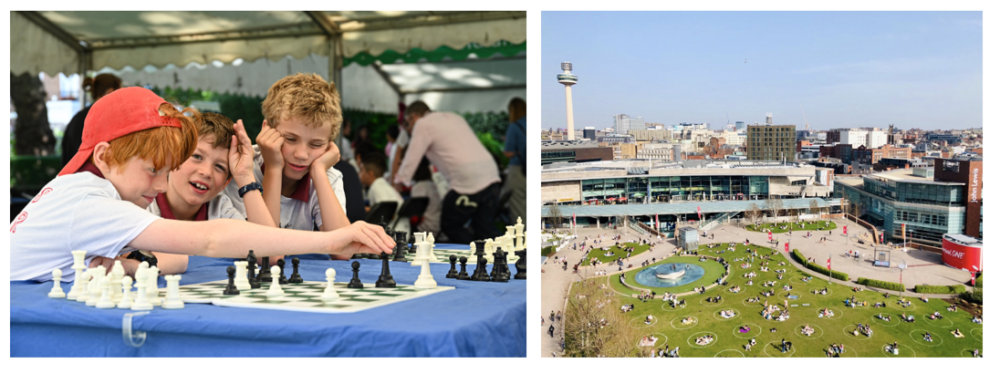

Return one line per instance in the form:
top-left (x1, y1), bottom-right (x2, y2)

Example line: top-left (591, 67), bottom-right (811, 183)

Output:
top-left (898, 262), bottom-right (907, 299)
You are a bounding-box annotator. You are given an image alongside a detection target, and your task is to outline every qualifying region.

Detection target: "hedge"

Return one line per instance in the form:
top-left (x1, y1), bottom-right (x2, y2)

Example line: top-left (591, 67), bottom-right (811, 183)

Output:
top-left (959, 288), bottom-right (983, 305)
top-left (791, 249), bottom-right (849, 281)
top-left (914, 284), bottom-right (966, 294)
top-left (542, 246), bottom-right (555, 256)
top-left (974, 273), bottom-right (982, 288)
top-left (857, 277), bottom-right (905, 292)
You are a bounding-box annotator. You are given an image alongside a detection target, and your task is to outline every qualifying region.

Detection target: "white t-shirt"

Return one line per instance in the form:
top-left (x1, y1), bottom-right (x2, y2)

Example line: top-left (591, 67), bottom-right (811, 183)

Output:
top-left (222, 145), bottom-right (347, 230)
top-left (10, 172), bottom-right (161, 282)
top-left (147, 193), bottom-right (245, 221)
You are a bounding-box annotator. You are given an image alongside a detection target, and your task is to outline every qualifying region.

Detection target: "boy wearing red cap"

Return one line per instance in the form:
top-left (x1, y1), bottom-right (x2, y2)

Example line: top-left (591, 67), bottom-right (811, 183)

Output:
top-left (10, 87), bottom-right (394, 282)
top-left (144, 113), bottom-right (277, 274)
top-left (221, 74), bottom-right (352, 258)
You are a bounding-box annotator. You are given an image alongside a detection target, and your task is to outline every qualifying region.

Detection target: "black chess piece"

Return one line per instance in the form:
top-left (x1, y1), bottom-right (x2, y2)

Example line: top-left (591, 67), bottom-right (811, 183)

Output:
top-left (223, 265), bottom-right (240, 295)
top-left (347, 261), bottom-right (364, 288)
top-left (493, 249), bottom-right (509, 283)
top-left (489, 249), bottom-right (500, 280)
top-left (456, 256), bottom-right (471, 280)
top-left (392, 231), bottom-right (408, 262)
top-left (350, 253), bottom-right (365, 259)
top-left (258, 256), bottom-right (272, 282)
top-left (472, 254), bottom-right (491, 282)
top-left (514, 249), bottom-right (527, 280)
top-left (474, 240), bottom-right (486, 265)
top-left (277, 259), bottom-right (288, 284)
top-left (246, 252), bottom-right (261, 289)
top-left (500, 249), bottom-right (512, 280)
top-left (407, 233), bottom-right (417, 253)
top-left (446, 255), bottom-right (459, 278)
top-left (289, 257), bottom-right (303, 283)
top-left (376, 252), bottom-right (396, 288)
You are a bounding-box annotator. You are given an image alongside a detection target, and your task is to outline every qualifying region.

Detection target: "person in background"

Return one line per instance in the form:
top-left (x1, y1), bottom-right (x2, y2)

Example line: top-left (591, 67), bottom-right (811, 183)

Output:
top-left (359, 152), bottom-right (407, 233)
top-left (385, 124), bottom-right (401, 180)
top-left (339, 119), bottom-right (355, 169)
top-left (333, 158), bottom-right (366, 224)
top-left (409, 156), bottom-right (442, 238)
top-left (61, 74), bottom-right (122, 167)
top-left (502, 97), bottom-right (527, 223)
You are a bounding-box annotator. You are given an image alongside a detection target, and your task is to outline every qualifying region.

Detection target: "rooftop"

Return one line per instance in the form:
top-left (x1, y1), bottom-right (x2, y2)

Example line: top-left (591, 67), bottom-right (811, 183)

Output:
top-left (541, 140), bottom-right (601, 150)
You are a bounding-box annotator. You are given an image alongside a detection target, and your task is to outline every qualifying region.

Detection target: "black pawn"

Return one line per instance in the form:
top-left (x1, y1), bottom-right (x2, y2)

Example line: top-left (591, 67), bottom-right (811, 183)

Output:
top-left (392, 231), bottom-right (408, 262)
top-left (514, 249), bottom-right (527, 280)
top-left (494, 250), bottom-right (509, 283)
top-left (490, 249), bottom-right (500, 280)
top-left (376, 252), bottom-right (396, 288)
top-left (288, 257), bottom-right (303, 283)
top-left (347, 261), bottom-right (364, 288)
top-left (246, 252), bottom-right (261, 289)
top-left (456, 256), bottom-right (471, 280)
top-left (446, 255), bottom-right (459, 278)
top-left (223, 265), bottom-right (240, 295)
top-left (258, 256), bottom-right (272, 282)
top-left (473, 255), bottom-right (491, 282)
top-left (277, 259), bottom-right (288, 284)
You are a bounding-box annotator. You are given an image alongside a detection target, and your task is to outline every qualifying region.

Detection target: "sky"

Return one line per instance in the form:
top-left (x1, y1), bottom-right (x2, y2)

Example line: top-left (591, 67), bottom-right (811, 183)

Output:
top-left (541, 11), bottom-right (982, 132)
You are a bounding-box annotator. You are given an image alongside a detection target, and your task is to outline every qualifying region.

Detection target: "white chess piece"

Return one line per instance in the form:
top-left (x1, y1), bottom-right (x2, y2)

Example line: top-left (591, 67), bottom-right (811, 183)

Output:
top-left (266, 266), bottom-right (284, 298)
top-left (514, 217), bottom-right (524, 250)
top-left (86, 266), bottom-right (104, 306)
top-left (505, 225), bottom-right (515, 239)
top-left (131, 268), bottom-right (153, 311)
top-left (75, 270), bottom-right (91, 303)
top-left (96, 275), bottom-right (116, 309)
top-left (234, 261), bottom-right (251, 290)
top-left (414, 259), bottom-right (437, 288)
top-left (321, 268), bottom-right (339, 303)
top-left (147, 266), bottom-right (161, 306)
top-left (162, 275), bottom-right (184, 309)
top-left (67, 250), bottom-right (87, 300)
top-left (483, 239), bottom-right (495, 263)
top-left (48, 269), bottom-right (66, 298)
top-left (117, 276), bottom-right (134, 309)
top-left (110, 260), bottom-right (125, 302)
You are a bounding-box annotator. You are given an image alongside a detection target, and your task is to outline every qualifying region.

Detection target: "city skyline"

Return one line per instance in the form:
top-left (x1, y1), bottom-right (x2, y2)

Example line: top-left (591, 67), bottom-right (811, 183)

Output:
top-left (541, 11), bottom-right (983, 132)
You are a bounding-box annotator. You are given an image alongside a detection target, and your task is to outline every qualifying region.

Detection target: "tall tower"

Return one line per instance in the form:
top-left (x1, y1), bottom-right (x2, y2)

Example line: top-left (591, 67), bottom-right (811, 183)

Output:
top-left (557, 62), bottom-right (578, 140)
top-left (765, 113), bottom-right (773, 125)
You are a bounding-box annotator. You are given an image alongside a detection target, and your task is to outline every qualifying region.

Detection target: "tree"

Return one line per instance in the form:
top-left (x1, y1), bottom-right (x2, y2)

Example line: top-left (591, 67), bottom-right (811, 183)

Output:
top-left (746, 203), bottom-right (763, 229)
top-left (547, 204), bottom-right (565, 229)
top-left (11, 72), bottom-right (56, 156)
top-left (766, 197), bottom-right (784, 222)
top-left (563, 279), bottom-right (644, 357)
top-left (809, 200), bottom-right (821, 219)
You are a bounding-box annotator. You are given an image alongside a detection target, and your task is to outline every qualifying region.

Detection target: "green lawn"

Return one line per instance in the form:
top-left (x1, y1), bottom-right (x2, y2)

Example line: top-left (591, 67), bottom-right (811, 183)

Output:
top-left (582, 242), bottom-right (651, 264)
top-left (585, 242), bottom-right (984, 357)
top-left (746, 220), bottom-right (838, 234)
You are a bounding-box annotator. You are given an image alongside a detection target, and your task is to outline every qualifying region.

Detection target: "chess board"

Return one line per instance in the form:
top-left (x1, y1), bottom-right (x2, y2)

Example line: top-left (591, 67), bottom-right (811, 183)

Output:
top-left (402, 248), bottom-right (522, 264)
top-left (166, 280), bottom-right (454, 314)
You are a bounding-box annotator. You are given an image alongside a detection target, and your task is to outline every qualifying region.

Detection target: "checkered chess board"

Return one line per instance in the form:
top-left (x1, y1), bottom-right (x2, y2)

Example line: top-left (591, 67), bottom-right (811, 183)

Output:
top-left (402, 248), bottom-right (522, 264)
top-left (168, 280), bottom-right (454, 313)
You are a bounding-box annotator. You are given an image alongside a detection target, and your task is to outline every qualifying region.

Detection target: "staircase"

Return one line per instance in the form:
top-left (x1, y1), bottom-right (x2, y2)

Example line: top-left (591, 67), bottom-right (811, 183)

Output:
top-left (700, 211), bottom-right (740, 231)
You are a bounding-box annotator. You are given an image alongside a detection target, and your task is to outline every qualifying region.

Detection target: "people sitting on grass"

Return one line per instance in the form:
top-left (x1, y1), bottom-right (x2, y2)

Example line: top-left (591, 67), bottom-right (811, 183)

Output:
top-left (681, 317), bottom-right (696, 325)
top-left (947, 304), bottom-right (958, 312)
top-left (903, 313), bottom-right (915, 323)
top-left (877, 313), bottom-right (892, 322)
top-left (930, 311), bottom-right (943, 320)
top-left (920, 296), bottom-right (929, 303)
top-left (707, 295), bottom-right (722, 303)
top-left (972, 315), bottom-right (982, 324)
top-left (763, 288), bottom-right (776, 297)
top-left (820, 308), bottom-right (835, 318)
top-left (923, 332), bottom-right (934, 342)
top-left (729, 286), bottom-right (742, 293)
top-left (738, 324), bottom-right (752, 333)
top-left (952, 328), bottom-right (964, 338)
top-left (720, 310), bottom-right (736, 319)
top-left (811, 287), bottom-right (828, 295)
top-left (852, 286), bottom-right (864, 292)
top-left (743, 271), bottom-right (757, 279)
top-left (695, 334), bottom-right (714, 345)
top-left (897, 298), bottom-right (912, 307)
top-left (747, 296), bottom-right (760, 303)
top-left (801, 325), bottom-right (815, 336)
top-left (782, 284), bottom-right (793, 291)
top-left (620, 304), bottom-right (634, 313)
top-left (639, 335), bottom-right (658, 346)
top-left (645, 315), bottom-right (654, 325)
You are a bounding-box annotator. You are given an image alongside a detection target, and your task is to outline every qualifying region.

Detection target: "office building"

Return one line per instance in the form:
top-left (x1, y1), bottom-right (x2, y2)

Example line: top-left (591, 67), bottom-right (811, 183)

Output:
top-left (747, 124), bottom-right (796, 161)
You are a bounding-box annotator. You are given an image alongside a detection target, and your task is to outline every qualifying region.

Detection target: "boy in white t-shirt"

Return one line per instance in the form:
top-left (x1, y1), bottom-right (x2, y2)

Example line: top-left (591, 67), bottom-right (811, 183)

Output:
top-left (221, 74), bottom-right (352, 258)
top-left (145, 113), bottom-right (277, 274)
top-left (359, 152), bottom-right (407, 233)
top-left (9, 87), bottom-right (394, 282)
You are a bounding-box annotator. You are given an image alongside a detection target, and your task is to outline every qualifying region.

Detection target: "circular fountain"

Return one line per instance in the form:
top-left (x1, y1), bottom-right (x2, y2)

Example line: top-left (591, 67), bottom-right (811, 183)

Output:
top-left (635, 263), bottom-right (705, 288)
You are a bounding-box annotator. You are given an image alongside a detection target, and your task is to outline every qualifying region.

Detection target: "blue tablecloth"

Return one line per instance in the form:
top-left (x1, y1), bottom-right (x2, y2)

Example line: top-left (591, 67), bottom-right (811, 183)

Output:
top-left (11, 244), bottom-right (526, 357)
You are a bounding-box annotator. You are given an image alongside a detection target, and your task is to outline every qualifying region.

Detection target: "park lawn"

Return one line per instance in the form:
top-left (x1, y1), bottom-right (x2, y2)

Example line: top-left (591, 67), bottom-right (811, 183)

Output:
top-left (588, 243), bottom-right (983, 357)
top-left (746, 220), bottom-right (838, 234)
top-left (582, 242), bottom-right (651, 264)
top-left (619, 256), bottom-right (726, 295)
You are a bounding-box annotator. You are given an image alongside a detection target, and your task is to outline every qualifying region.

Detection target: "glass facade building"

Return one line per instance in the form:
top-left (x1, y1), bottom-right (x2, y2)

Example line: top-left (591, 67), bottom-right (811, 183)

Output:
top-left (581, 175), bottom-right (773, 203)
top-left (835, 176), bottom-right (966, 246)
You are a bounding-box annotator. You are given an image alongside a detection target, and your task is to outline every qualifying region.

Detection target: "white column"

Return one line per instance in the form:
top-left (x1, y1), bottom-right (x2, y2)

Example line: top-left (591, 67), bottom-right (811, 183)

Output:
top-left (565, 85), bottom-right (575, 140)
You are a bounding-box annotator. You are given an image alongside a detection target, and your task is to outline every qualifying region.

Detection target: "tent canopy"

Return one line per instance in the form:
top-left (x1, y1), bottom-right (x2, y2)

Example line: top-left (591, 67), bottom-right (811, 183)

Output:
top-left (11, 11), bottom-right (526, 113)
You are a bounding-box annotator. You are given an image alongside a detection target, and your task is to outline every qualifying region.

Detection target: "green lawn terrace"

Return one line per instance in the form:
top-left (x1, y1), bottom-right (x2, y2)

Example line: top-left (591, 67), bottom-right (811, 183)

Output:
top-left (746, 220), bottom-right (838, 234)
top-left (592, 243), bottom-right (983, 357)
top-left (582, 242), bottom-right (651, 264)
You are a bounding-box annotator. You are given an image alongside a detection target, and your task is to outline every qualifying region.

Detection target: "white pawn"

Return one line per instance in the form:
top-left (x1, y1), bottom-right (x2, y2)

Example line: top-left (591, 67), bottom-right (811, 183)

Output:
top-left (147, 266), bottom-right (161, 306)
top-left (414, 259), bottom-right (437, 288)
top-left (75, 270), bottom-right (91, 303)
top-left (110, 260), bottom-right (125, 302)
top-left (321, 268), bottom-right (339, 303)
top-left (86, 266), bottom-right (104, 306)
top-left (117, 276), bottom-right (134, 309)
top-left (48, 269), bottom-right (66, 298)
top-left (96, 275), bottom-right (116, 309)
top-left (131, 268), bottom-right (153, 311)
top-left (266, 266), bottom-right (284, 298)
top-left (234, 261), bottom-right (251, 290)
top-left (162, 275), bottom-right (184, 309)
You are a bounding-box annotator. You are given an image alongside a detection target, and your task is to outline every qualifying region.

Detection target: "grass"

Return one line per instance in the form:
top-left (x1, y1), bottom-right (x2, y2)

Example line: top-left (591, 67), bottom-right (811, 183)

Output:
top-left (574, 242), bottom-right (984, 357)
top-left (582, 242), bottom-right (651, 264)
top-left (746, 220), bottom-right (838, 234)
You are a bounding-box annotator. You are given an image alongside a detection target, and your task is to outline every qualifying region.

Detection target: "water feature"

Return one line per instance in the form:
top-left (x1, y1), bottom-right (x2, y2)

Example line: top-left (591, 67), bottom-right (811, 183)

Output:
top-left (634, 263), bottom-right (705, 288)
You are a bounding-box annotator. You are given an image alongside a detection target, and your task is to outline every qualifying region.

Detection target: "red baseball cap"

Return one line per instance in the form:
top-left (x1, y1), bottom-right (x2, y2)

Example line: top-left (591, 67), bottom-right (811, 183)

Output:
top-left (59, 87), bottom-right (183, 176)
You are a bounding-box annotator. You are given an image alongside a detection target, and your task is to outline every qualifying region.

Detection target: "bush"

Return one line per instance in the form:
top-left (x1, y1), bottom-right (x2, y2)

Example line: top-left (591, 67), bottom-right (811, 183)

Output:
top-left (974, 273), bottom-right (982, 288)
top-left (857, 277), bottom-right (905, 292)
top-left (914, 285), bottom-right (966, 294)
top-left (791, 249), bottom-right (849, 281)
top-left (542, 246), bottom-right (555, 256)
top-left (959, 288), bottom-right (983, 305)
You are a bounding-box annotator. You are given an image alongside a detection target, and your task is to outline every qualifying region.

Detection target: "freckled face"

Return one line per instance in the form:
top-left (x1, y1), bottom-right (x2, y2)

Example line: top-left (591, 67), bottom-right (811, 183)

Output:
top-left (276, 116), bottom-right (330, 180)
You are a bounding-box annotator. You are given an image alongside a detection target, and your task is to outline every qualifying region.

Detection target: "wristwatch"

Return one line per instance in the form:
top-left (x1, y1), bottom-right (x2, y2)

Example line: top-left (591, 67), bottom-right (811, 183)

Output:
top-left (238, 182), bottom-right (263, 199)
top-left (127, 250), bottom-right (158, 267)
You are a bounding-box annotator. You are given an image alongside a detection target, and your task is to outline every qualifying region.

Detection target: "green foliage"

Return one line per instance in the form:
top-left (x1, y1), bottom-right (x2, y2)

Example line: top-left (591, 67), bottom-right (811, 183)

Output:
top-left (11, 155), bottom-right (61, 190)
top-left (959, 288), bottom-right (983, 305)
top-left (542, 246), bottom-right (555, 257)
top-left (914, 285), bottom-right (966, 294)
top-left (791, 249), bottom-right (849, 281)
top-left (462, 111), bottom-right (510, 140)
top-left (974, 273), bottom-right (982, 288)
top-left (857, 277), bottom-right (905, 292)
